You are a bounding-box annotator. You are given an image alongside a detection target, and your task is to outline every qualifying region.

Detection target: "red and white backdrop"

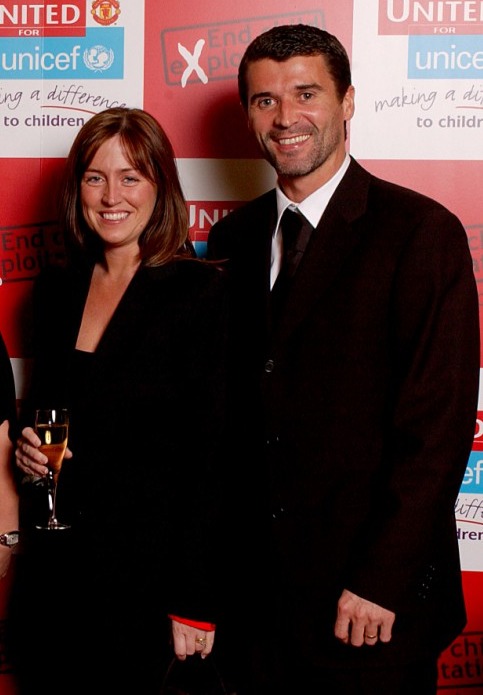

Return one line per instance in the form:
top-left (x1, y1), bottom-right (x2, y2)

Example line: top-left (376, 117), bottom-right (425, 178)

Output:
top-left (1, 1), bottom-right (482, 691)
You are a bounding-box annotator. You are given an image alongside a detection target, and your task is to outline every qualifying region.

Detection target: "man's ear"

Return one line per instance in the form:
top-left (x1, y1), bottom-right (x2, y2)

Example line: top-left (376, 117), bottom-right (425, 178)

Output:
top-left (343, 85), bottom-right (355, 122)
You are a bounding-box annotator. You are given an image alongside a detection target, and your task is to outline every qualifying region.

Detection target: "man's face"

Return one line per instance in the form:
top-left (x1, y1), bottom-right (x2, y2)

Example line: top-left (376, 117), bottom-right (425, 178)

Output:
top-left (245, 55), bottom-right (354, 190)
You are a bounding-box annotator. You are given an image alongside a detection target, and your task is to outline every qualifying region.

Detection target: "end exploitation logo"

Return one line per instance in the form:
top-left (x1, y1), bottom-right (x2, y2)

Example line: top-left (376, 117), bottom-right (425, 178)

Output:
top-left (0, 221), bottom-right (65, 285)
top-left (160, 10), bottom-right (325, 87)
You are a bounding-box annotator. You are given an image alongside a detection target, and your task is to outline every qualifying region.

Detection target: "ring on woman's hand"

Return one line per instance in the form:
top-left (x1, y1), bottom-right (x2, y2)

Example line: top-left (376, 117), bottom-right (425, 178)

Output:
top-left (195, 637), bottom-right (206, 646)
top-left (365, 633), bottom-right (377, 639)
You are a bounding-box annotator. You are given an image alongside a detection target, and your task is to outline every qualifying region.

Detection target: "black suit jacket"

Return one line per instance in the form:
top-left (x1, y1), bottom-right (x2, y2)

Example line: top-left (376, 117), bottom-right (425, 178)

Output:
top-left (21, 259), bottom-right (230, 623)
top-left (208, 157), bottom-right (480, 668)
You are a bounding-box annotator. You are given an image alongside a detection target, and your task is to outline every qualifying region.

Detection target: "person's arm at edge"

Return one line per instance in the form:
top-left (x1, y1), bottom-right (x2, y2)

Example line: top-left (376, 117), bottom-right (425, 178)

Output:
top-left (0, 418), bottom-right (19, 579)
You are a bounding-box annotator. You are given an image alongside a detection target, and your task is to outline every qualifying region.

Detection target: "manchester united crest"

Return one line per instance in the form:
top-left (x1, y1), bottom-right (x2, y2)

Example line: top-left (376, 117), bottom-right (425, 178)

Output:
top-left (91, 0), bottom-right (121, 26)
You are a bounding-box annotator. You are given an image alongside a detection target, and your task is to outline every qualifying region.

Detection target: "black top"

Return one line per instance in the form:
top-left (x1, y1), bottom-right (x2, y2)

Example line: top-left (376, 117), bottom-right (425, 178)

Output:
top-left (8, 259), bottom-right (230, 694)
top-left (0, 331), bottom-right (16, 429)
top-left (23, 259), bottom-right (229, 609)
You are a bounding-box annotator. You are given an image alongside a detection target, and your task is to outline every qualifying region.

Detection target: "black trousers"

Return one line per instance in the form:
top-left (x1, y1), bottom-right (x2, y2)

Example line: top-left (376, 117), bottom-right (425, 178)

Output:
top-left (232, 658), bottom-right (438, 695)
top-left (321, 659), bottom-right (439, 695)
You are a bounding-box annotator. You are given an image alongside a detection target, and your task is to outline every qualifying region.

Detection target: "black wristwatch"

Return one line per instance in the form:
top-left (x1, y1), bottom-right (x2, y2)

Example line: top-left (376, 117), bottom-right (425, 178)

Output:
top-left (0, 531), bottom-right (20, 549)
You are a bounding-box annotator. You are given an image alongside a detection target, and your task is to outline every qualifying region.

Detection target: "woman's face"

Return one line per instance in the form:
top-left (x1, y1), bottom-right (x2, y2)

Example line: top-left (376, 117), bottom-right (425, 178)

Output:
top-left (81, 134), bottom-right (157, 252)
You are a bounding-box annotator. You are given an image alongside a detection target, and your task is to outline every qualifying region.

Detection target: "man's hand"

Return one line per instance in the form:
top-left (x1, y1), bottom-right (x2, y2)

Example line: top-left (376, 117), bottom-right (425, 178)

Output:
top-left (334, 588), bottom-right (395, 646)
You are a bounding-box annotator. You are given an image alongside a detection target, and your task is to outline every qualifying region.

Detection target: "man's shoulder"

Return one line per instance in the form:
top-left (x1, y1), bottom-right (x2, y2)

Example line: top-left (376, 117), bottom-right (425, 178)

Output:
top-left (350, 157), bottom-right (453, 214)
top-left (213, 188), bottom-right (276, 230)
top-left (207, 189), bottom-right (276, 261)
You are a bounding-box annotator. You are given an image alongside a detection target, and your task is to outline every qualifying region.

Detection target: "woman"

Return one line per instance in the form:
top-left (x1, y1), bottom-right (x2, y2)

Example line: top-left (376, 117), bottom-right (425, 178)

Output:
top-left (9, 108), bottom-right (229, 695)
top-left (0, 331), bottom-right (18, 581)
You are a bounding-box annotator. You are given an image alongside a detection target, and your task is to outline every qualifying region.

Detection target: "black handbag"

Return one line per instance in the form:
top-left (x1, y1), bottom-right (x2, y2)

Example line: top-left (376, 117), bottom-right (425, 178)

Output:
top-left (160, 654), bottom-right (235, 695)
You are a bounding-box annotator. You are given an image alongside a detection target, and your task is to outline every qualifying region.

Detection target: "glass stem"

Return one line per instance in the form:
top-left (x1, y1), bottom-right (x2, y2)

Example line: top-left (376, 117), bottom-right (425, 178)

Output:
top-left (47, 471), bottom-right (57, 525)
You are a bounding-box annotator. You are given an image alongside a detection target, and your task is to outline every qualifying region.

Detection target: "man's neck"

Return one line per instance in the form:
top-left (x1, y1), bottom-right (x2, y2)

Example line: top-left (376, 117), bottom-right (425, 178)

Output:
top-left (278, 151), bottom-right (348, 203)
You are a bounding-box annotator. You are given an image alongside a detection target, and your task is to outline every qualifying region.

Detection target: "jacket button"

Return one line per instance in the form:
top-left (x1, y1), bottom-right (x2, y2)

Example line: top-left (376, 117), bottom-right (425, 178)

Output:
top-left (272, 507), bottom-right (285, 520)
top-left (264, 359), bottom-right (275, 373)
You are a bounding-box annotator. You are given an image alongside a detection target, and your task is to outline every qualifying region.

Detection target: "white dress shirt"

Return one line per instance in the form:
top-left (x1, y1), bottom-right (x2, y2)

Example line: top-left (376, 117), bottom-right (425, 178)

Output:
top-left (270, 154), bottom-right (351, 288)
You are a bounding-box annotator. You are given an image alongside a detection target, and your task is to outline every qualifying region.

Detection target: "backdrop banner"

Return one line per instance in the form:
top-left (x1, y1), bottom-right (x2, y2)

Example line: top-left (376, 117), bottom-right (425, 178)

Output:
top-left (0, 1), bottom-right (482, 692)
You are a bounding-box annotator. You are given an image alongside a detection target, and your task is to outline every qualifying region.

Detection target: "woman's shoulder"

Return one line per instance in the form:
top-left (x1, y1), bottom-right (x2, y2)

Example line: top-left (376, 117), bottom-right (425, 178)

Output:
top-left (33, 261), bottom-right (91, 304)
top-left (36, 261), bottom-right (68, 280)
top-left (36, 259), bottom-right (89, 283)
top-left (177, 258), bottom-right (228, 294)
top-left (176, 256), bottom-right (226, 276)
top-left (148, 257), bottom-right (226, 285)
top-left (145, 259), bottom-right (228, 308)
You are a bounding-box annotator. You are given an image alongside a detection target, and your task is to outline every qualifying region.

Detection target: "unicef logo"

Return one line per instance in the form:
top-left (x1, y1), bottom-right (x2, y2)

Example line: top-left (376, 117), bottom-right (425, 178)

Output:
top-left (83, 45), bottom-right (114, 72)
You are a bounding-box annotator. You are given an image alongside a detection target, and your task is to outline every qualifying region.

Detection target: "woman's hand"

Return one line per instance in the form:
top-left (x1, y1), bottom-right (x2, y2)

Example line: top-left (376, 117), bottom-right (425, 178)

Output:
top-left (171, 619), bottom-right (215, 660)
top-left (16, 426), bottom-right (72, 478)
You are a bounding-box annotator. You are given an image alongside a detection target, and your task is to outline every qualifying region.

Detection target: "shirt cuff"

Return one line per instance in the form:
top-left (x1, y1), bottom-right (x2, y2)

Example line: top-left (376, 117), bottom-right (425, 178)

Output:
top-left (168, 614), bottom-right (216, 631)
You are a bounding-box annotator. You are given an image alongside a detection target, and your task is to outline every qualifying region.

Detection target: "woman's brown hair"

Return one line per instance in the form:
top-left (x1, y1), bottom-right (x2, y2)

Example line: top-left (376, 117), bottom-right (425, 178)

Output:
top-left (60, 107), bottom-right (192, 266)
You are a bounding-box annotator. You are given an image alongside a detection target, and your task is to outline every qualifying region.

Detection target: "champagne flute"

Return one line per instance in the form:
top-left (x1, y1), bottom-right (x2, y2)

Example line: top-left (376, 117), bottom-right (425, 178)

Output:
top-left (34, 408), bottom-right (70, 531)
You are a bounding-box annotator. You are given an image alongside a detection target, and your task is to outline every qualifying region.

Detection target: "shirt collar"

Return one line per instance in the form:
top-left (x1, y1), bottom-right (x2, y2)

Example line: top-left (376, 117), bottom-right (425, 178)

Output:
top-left (275, 153), bottom-right (351, 233)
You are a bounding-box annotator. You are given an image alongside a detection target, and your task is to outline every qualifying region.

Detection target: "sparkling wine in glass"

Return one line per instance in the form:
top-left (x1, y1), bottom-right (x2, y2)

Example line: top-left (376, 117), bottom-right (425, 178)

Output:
top-left (35, 408), bottom-right (70, 531)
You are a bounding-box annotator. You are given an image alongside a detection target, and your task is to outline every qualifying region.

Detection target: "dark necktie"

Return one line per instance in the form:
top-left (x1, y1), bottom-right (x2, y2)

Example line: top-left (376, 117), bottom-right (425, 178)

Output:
top-left (271, 208), bottom-right (313, 316)
top-left (279, 208), bottom-right (304, 279)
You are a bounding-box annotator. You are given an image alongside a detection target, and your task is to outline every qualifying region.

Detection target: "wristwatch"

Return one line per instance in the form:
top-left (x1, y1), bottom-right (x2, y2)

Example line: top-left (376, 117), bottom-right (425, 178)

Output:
top-left (0, 531), bottom-right (20, 549)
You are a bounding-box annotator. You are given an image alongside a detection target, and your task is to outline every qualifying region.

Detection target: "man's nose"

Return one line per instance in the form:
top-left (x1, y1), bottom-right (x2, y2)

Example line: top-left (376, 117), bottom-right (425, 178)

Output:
top-left (274, 99), bottom-right (299, 128)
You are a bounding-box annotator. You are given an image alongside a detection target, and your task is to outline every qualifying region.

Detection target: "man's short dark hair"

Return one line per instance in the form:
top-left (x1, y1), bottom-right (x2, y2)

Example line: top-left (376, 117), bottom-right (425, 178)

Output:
top-left (238, 23), bottom-right (352, 109)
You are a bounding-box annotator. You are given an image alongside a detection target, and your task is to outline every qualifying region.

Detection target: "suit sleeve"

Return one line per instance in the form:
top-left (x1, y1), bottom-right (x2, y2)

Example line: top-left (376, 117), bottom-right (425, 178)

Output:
top-left (347, 207), bottom-right (480, 612)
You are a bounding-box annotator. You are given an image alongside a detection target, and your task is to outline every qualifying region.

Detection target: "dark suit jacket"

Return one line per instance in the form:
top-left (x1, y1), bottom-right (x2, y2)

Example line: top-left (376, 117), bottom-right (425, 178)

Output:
top-left (208, 157), bottom-right (480, 670)
top-left (20, 259), bottom-right (229, 623)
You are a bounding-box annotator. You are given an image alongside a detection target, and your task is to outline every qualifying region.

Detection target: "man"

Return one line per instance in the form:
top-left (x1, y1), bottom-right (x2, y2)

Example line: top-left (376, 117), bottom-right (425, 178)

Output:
top-left (208, 24), bottom-right (480, 695)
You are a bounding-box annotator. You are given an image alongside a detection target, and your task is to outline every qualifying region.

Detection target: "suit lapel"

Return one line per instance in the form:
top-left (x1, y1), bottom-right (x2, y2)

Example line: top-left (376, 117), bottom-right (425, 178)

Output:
top-left (94, 264), bottom-right (176, 359)
top-left (271, 158), bottom-right (371, 343)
